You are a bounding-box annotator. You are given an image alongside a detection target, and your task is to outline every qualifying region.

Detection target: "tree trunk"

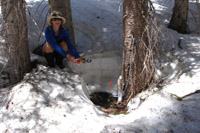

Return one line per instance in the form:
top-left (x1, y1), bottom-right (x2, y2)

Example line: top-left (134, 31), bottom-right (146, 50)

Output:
top-left (120, 0), bottom-right (154, 106)
top-left (48, 0), bottom-right (75, 45)
top-left (1, 0), bottom-right (31, 84)
top-left (168, 0), bottom-right (189, 34)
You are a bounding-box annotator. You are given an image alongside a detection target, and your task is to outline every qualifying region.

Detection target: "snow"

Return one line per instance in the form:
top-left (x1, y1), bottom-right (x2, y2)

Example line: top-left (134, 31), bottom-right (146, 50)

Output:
top-left (1, 0), bottom-right (200, 133)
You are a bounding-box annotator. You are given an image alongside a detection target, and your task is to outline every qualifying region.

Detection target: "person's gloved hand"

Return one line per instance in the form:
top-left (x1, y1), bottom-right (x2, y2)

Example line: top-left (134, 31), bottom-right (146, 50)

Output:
top-left (66, 54), bottom-right (76, 63)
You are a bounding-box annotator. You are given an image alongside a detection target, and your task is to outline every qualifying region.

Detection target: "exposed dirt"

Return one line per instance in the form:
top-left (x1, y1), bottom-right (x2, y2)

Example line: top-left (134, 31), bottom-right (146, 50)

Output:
top-left (90, 92), bottom-right (127, 114)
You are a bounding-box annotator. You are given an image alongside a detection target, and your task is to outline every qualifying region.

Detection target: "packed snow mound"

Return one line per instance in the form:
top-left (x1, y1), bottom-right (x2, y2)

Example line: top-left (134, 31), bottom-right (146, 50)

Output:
top-left (1, 64), bottom-right (200, 133)
top-left (0, 65), bottom-right (100, 133)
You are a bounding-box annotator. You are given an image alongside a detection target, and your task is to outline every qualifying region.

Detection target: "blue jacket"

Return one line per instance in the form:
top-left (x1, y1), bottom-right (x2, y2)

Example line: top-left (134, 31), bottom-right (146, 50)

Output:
top-left (44, 26), bottom-right (80, 59)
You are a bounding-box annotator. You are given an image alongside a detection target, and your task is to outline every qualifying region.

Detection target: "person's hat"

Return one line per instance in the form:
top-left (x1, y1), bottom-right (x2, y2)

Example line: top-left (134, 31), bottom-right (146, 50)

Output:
top-left (47, 11), bottom-right (66, 25)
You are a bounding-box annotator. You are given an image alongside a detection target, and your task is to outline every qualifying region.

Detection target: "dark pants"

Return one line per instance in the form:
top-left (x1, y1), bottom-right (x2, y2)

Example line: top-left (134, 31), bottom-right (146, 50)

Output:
top-left (44, 51), bottom-right (64, 69)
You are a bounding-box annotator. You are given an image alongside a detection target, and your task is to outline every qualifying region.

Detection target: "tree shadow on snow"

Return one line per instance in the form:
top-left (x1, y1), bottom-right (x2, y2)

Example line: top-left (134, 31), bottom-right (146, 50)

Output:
top-left (0, 65), bottom-right (84, 132)
top-left (101, 93), bottom-right (200, 133)
top-left (26, 0), bottom-right (49, 52)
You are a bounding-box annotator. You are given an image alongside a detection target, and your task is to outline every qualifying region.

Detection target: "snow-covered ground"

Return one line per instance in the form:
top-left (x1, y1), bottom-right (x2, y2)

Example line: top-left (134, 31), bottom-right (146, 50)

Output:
top-left (0, 0), bottom-right (200, 133)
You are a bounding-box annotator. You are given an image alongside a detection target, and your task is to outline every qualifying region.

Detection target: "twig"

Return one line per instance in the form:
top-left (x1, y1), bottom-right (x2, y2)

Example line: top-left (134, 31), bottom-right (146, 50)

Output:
top-left (171, 90), bottom-right (200, 101)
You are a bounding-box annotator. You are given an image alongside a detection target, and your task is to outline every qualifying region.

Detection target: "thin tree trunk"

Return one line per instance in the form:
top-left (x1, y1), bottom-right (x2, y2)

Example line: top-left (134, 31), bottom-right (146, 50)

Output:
top-left (168, 0), bottom-right (189, 34)
top-left (1, 0), bottom-right (31, 84)
top-left (48, 0), bottom-right (75, 45)
top-left (120, 0), bottom-right (154, 106)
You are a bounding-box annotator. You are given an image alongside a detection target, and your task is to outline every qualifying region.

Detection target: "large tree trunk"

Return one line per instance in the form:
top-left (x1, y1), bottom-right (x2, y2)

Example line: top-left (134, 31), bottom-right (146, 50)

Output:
top-left (168, 0), bottom-right (189, 34)
top-left (120, 0), bottom-right (154, 106)
top-left (1, 0), bottom-right (31, 84)
top-left (48, 0), bottom-right (75, 45)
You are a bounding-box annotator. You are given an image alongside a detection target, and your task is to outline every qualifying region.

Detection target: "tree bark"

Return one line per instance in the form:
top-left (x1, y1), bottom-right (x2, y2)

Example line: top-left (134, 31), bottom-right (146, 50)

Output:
top-left (48, 0), bottom-right (75, 45)
top-left (168, 0), bottom-right (189, 34)
top-left (1, 0), bottom-right (31, 84)
top-left (120, 0), bottom-right (154, 105)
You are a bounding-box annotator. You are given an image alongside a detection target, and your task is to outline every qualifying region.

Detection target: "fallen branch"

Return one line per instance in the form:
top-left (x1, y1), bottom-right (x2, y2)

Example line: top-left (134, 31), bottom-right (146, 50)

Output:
top-left (170, 90), bottom-right (200, 101)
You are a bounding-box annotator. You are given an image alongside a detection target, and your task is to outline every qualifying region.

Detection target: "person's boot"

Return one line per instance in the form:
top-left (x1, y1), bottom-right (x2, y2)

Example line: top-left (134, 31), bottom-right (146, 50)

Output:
top-left (55, 51), bottom-right (65, 69)
top-left (44, 52), bottom-right (55, 68)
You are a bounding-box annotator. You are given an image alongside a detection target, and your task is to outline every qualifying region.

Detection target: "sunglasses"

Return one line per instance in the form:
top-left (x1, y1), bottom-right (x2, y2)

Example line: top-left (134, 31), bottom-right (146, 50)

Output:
top-left (51, 18), bottom-right (62, 21)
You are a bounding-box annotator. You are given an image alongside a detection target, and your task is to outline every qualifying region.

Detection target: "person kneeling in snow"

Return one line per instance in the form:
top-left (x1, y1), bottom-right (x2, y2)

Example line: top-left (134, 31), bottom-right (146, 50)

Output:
top-left (42, 11), bottom-right (82, 69)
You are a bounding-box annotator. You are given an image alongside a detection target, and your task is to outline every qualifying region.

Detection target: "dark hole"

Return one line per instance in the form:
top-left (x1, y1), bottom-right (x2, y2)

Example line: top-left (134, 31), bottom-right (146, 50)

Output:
top-left (90, 92), bottom-right (117, 109)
